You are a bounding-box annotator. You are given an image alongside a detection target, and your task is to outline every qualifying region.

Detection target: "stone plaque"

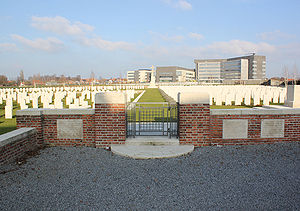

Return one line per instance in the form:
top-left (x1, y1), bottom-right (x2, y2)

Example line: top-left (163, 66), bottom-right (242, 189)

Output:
top-left (223, 120), bottom-right (248, 139)
top-left (57, 119), bottom-right (83, 139)
top-left (261, 119), bottom-right (284, 138)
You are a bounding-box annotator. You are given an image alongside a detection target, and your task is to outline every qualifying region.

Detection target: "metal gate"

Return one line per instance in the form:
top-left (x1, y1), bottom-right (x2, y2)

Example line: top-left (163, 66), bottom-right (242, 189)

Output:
top-left (126, 102), bottom-right (178, 138)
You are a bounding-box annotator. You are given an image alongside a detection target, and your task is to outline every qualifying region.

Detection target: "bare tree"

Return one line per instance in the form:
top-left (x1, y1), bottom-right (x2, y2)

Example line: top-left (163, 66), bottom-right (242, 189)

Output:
top-left (282, 65), bottom-right (289, 87)
top-left (20, 70), bottom-right (24, 82)
top-left (0, 75), bottom-right (8, 86)
top-left (17, 70), bottom-right (25, 85)
top-left (90, 71), bottom-right (95, 85)
top-left (292, 64), bottom-right (299, 85)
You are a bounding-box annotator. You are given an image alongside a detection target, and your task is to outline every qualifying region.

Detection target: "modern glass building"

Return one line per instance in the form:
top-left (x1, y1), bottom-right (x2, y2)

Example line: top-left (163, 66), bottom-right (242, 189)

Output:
top-left (194, 54), bottom-right (266, 82)
top-left (156, 66), bottom-right (195, 82)
top-left (221, 59), bottom-right (248, 80)
top-left (196, 60), bottom-right (225, 82)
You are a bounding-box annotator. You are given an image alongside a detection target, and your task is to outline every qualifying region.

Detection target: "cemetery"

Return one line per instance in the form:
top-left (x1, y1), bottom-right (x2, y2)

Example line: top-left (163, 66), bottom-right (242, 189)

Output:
top-left (1, 1), bottom-right (299, 209)
top-left (0, 84), bottom-right (299, 163)
top-left (0, 84), bottom-right (299, 210)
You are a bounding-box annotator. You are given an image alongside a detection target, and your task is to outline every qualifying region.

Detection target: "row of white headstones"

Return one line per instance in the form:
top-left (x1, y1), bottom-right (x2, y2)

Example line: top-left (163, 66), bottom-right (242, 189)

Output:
top-left (160, 85), bottom-right (287, 106)
top-left (1, 85), bottom-right (288, 119)
top-left (1, 85), bottom-right (145, 119)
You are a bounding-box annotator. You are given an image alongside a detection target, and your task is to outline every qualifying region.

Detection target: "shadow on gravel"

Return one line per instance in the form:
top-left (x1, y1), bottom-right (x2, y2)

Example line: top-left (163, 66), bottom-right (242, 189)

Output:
top-left (0, 146), bottom-right (47, 175)
top-left (0, 142), bottom-right (299, 210)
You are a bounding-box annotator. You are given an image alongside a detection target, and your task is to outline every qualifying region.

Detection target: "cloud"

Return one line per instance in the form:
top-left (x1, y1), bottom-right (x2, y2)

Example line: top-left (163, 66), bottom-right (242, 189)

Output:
top-left (11, 34), bottom-right (64, 52)
top-left (176, 0), bottom-right (192, 10)
top-left (78, 36), bottom-right (135, 51)
top-left (189, 32), bottom-right (204, 40)
top-left (162, 0), bottom-right (192, 10)
top-left (31, 16), bottom-right (94, 36)
top-left (134, 39), bottom-right (277, 64)
top-left (30, 16), bottom-right (133, 51)
top-left (149, 31), bottom-right (184, 42)
top-left (204, 40), bottom-right (276, 55)
top-left (257, 30), bottom-right (296, 41)
top-left (0, 43), bottom-right (18, 53)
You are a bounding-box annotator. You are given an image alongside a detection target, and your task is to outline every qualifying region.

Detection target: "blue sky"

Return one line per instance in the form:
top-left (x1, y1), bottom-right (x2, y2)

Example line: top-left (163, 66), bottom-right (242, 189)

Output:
top-left (0, 0), bottom-right (300, 79)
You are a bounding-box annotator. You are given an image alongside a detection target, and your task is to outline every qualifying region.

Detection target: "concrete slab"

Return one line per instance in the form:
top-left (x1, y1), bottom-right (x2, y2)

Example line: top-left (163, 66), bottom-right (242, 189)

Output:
top-left (262, 105), bottom-right (292, 109)
top-left (57, 119), bottom-right (83, 139)
top-left (223, 119), bottom-right (248, 139)
top-left (126, 136), bottom-right (179, 146)
top-left (111, 145), bottom-right (194, 159)
top-left (261, 119), bottom-right (284, 138)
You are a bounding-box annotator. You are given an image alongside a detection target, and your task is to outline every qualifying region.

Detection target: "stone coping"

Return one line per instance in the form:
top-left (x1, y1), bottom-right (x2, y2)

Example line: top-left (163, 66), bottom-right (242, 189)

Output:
top-left (95, 92), bottom-right (126, 104)
top-left (0, 128), bottom-right (36, 148)
top-left (180, 92), bottom-right (210, 104)
top-left (211, 108), bottom-right (300, 115)
top-left (16, 108), bottom-right (95, 116)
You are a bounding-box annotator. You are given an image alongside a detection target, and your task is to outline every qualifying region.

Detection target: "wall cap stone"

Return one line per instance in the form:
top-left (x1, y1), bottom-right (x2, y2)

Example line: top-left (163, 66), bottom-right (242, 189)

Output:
top-left (95, 92), bottom-right (126, 104)
top-left (180, 92), bottom-right (210, 104)
top-left (16, 109), bottom-right (42, 116)
top-left (42, 109), bottom-right (95, 115)
top-left (16, 108), bottom-right (95, 116)
top-left (211, 108), bottom-right (300, 115)
top-left (0, 128), bottom-right (36, 148)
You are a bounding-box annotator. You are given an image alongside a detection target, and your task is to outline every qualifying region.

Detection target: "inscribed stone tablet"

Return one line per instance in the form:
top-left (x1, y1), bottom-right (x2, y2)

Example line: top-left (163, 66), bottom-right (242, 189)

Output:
top-left (57, 119), bottom-right (83, 139)
top-left (261, 119), bottom-right (284, 138)
top-left (223, 120), bottom-right (248, 139)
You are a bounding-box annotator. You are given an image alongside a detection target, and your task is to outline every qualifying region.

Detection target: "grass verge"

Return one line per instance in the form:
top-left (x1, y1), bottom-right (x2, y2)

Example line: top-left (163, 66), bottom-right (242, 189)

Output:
top-left (138, 88), bottom-right (166, 102)
top-left (0, 105), bottom-right (18, 135)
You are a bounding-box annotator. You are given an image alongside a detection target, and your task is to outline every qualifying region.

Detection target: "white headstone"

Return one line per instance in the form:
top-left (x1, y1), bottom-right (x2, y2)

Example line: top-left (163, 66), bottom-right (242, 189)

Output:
top-left (5, 106), bottom-right (12, 119)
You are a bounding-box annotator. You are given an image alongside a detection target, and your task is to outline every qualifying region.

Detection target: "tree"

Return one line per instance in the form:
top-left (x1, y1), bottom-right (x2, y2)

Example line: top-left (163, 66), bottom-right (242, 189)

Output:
top-left (292, 64), bottom-right (299, 85)
top-left (19, 70), bottom-right (24, 82)
top-left (282, 65), bottom-right (289, 87)
top-left (0, 75), bottom-right (8, 86)
top-left (59, 74), bottom-right (66, 83)
top-left (90, 71), bottom-right (95, 85)
top-left (75, 75), bottom-right (81, 82)
top-left (17, 70), bottom-right (25, 85)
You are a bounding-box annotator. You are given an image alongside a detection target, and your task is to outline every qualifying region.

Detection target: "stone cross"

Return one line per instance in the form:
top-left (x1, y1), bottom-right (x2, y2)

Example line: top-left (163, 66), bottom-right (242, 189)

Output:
top-left (149, 65), bottom-right (157, 88)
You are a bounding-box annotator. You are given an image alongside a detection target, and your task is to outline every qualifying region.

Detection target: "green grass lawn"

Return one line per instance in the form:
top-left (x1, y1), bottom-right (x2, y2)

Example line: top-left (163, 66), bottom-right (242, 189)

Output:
top-left (127, 88), bottom-right (168, 122)
top-left (0, 104), bottom-right (18, 135)
top-left (138, 88), bottom-right (166, 102)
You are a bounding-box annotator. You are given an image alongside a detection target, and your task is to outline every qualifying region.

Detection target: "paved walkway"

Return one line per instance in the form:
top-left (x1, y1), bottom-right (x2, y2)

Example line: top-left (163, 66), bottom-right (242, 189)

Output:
top-left (112, 136), bottom-right (194, 159)
top-left (0, 142), bottom-right (299, 210)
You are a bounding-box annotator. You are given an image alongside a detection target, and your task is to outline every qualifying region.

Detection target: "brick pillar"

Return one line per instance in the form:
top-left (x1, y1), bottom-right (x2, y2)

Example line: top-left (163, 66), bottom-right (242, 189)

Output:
top-left (94, 92), bottom-right (126, 148)
top-left (16, 110), bottom-right (44, 146)
top-left (179, 92), bottom-right (210, 147)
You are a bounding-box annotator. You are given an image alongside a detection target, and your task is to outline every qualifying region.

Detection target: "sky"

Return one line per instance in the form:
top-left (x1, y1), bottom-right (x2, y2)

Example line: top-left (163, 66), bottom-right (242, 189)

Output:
top-left (0, 0), bottom-right (300, 80)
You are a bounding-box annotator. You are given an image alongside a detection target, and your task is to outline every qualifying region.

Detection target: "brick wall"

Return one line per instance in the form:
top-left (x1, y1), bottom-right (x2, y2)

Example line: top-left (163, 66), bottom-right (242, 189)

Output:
top-left (16, 109), bottom-right (96, 147)
top-left (179, 104), bottom-right (300, 147)
top-left (0, 128), bottom-right (37, 165)
top-left (15, 105), bottom-right (299, 149)
top-left (43, 114), bottom-right (95, 147)
top-left (209, 114), bottom-right (300, 146)
top-left (16, 115), bottom-right (43, 146)
top-left (95, 104), bottom-right (126, 148)
top-left (16, 100), bottom-right (127, 149)
top-left (179, 104), bottom-right (210, 146)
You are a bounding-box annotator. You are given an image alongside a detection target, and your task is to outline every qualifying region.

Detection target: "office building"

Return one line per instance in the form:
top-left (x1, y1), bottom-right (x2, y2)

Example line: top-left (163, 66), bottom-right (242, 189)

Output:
top-left (194, 54), bottom-right (266, 82)
top-left (126, 71), bottom-right (135, 82)
top-left (156, 66), bottom-right (195, 82)
top-left (126, 69), bottom-right (151, 83)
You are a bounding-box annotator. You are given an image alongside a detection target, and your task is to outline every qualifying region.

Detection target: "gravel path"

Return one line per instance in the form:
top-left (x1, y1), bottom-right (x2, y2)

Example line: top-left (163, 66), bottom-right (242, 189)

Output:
top-left (0, 142), bottom-right (299, 210)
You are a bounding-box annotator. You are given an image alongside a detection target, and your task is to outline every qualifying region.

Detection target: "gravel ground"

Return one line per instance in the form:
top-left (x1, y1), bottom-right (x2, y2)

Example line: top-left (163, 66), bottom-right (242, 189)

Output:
top-left (0, 142), bottom-right (299, 210)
